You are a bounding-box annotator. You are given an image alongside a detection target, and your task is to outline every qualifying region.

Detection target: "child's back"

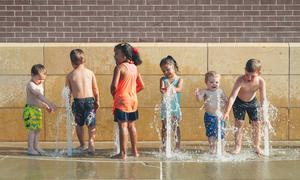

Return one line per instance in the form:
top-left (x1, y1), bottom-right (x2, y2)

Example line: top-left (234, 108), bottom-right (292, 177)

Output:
top-left (114, 62), bottom-right (138, 112)
top-left (67, 66), bottom-right (95, 99)
top-left (66, 49), bottom-right (99, 154)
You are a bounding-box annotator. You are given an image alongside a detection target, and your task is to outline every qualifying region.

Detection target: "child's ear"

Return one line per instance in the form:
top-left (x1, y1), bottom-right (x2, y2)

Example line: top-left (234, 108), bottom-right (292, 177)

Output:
top-left (257, 70), bottom-right (261, 75)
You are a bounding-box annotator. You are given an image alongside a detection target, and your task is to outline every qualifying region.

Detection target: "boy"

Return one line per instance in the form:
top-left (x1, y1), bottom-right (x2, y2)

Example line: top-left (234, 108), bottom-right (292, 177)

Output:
top-left (23, 64), bottom-right (56, 155)
top-left (66, 49), bottom-right (100, 154)
top-left (195, 71), bottom-right (227, 154)
top-left (223, 59), bottom-right (266, 155)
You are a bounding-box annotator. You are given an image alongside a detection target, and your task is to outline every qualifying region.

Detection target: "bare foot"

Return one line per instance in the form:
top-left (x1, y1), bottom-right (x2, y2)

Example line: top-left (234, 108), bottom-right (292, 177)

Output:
top-left (75, 146), bottom-right (88, 152)
top-left (231, 147), bottom-right (241, 154)
top-left (35, 148), bottom-right (47, 156)
top-left (132, 149), bottom-right (139, 157)
top-left (28, 149), bottom-right (40, 156)
top-left (255, 147), bottom-right (263, 156)
top-left (111, 153), bottom-right (127, 160)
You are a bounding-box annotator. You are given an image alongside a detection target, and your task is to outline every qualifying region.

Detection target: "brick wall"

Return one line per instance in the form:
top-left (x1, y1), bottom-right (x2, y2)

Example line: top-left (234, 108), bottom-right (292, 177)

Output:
top-left (0, 0), bottom-right (299, 42)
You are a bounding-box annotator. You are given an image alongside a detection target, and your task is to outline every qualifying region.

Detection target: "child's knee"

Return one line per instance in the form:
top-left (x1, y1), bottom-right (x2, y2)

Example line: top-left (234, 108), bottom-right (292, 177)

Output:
top-left (235, 120), bottom-right (244, 128)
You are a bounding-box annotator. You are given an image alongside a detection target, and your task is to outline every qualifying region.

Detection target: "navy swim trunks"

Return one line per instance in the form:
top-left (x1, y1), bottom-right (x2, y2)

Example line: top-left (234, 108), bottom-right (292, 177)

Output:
top-left (72, 97), bottom-right (96, 127)
top-left (204, 112), bottom-right (225, 139)
top-left (233, 96), bottom-right (260, 122)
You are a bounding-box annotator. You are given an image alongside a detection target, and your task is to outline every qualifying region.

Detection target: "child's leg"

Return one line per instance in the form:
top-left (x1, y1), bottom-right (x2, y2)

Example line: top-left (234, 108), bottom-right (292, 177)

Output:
top-left (33, 130), bottom-right (46, 154)
top-left (88, 125), bottom-right (96, 153)
top-left (208, 137), bottom-right (216, 154)
top-left (128, 121), bottom-right (139, 157)
top-left (161, 120), bottom-right (166, 147)
top-left (76, 125), bottom-right (85, 149)
top-left (28, 130), bottom-right (39, 155)
top-left (119, 121), bottom-right (129, 160)
top-left (173, 120), bottom-right (181, 150)
top-left (232, 120), bottom-right (244, 154)
top-left (251, 121), bottom-right (262, 155)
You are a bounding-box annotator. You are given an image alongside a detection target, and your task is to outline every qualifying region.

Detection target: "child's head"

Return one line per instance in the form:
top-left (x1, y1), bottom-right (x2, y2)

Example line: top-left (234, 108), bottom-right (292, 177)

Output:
top-left (70, 49), bottom-right (85, 67)
top-left (114, 43), bottom-right (142, 66)
top-left (205, 71), bottom-right (220, 91)
top-left (31, 64), bottom-right (47, 85)
top-left (160, 55), bottom-right (179, 78)
top-left (244, 59), bottom-right (261, 82)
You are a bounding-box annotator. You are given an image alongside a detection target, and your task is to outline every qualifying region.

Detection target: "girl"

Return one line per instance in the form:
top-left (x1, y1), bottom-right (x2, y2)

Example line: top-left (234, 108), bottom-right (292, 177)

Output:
top-left (110, 43), bottom-right (144, 160)
top-left (160, 56), bottom-right (183, 151)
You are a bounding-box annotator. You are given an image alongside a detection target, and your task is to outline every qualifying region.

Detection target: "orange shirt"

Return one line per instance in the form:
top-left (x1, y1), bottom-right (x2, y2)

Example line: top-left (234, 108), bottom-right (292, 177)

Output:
top-left (113, 62), bottom-right (138, 113)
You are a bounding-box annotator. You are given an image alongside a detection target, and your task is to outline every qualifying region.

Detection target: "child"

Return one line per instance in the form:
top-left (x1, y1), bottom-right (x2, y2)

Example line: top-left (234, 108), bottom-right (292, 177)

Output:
top-left (195, 71), bottom-right (227, 154)
top-left (23, 64), bottom-right (56, 155)
top-left (160, 56), bottom-right (183, 151)
top-left (110, 43), bottom-right (144, 160)
top-left (66, 49), bottom-right (100, 154)
top-left (223, 59), bottom-right (266, 155)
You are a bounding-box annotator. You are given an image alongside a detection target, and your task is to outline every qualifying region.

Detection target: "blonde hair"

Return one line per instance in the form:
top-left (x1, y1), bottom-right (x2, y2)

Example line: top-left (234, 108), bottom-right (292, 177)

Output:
top-left (205, 71), bottom-right (220, 83)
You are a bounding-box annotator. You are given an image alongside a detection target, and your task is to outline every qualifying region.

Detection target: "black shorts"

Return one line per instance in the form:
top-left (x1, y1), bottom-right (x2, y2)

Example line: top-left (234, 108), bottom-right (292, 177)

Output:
top-left (72, 97), bottom-right (96, 127)
top-left (114, 109), bottom-right (139, 122)
top-left (233, 96), bottom-right (260, 122)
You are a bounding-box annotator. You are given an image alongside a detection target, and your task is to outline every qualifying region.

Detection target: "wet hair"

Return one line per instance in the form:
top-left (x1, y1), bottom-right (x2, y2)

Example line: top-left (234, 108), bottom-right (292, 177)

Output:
top-left (159, 55), bottom-right (179, 72)
top-left (205, 71), bottom-right (220, 83)
top-left (70, 49), bottom-right (85, 66)
top-left (31, 64), bottom-right (47, 76)
top-left (114, 42), bottom-right (142, 66)
top-left (245, 59), bottom-right (261, 73)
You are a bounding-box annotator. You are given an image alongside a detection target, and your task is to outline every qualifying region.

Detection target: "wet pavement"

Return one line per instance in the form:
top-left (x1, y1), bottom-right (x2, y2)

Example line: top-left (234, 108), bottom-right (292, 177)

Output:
top-left (1, 142), bottom-right (300, 179)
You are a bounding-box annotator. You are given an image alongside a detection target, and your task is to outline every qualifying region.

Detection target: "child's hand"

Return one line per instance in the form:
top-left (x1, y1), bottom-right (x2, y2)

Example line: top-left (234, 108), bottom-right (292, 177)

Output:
top-left (161, 87), bottom-right (167, 93)
top-left (94, 101), bottom-right (100, 111)
top-left (48, 103), bottom-right (56, 112)
top-left (46, 105), bottom-right (52, 113)
top-left (223, 113), bottom-right (229, 121)
top-left (195, 88), bottom-right (204, 100)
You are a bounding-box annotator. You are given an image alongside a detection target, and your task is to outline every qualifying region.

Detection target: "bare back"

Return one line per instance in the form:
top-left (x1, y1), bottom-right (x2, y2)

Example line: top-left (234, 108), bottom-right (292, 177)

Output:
top-left (67, 67), bottom-right (95, 99)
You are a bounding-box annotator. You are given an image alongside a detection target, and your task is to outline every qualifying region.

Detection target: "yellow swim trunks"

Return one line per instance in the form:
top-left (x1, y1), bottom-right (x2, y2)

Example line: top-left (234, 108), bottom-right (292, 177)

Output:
top-left (23, 104), bottom-right (42, 131)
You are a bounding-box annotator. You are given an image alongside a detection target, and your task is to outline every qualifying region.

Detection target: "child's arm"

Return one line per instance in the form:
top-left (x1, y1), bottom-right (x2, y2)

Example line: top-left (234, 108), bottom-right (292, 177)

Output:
top-left (195, 88), bottom-right (205, 101)
top-left (136, 73), bottom-right (144, 93)
top-left (64, 76), bottom-right (73, 111)
top-left (110, 65), bottom-right (121, 97)
top-left (92, 72), bottom-right (100, 111)
top-left (221, 89), bottom-right (228, 104)
top-left (259, 78), bottom-right (267, 106)
top-left (160, 77), bottom-right (166, 93)
top-left (28, 82), bottom-right (56, 111)
top-left (223, 78), bottom-right (242, 120)
top-left (175, 78), bottom-right (183, 93)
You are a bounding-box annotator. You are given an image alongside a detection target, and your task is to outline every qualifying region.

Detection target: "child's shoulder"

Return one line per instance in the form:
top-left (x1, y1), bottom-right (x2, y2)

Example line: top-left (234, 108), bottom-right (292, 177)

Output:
top-left (160, 76), bottom-right (167, 81)
top-left (27, 80), bottom-right (36, 88)
top-left (257, 76), bottom-right (265, 85)
top-left (235, 75), bottom-right (245, 84)
top-left (84, 67), bottom-right (94, 74)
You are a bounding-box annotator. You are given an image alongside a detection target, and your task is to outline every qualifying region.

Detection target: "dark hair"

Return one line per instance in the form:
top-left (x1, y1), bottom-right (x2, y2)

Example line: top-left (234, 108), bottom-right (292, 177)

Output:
top-left (114, 42), bottom-right (142, 66)
top-left (31, 64), bottom-right (46, 76)
top-left (245, 59), bottom-right (261, 73)
top-left (160, 55), bottom-right (179, 72)
top-left (70, 49), bottom-right (85, 65)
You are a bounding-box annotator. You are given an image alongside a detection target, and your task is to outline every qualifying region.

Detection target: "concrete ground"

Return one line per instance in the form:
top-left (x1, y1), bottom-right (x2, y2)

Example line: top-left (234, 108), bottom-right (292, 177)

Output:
top-left (0, 142), bottom-right (300, 180)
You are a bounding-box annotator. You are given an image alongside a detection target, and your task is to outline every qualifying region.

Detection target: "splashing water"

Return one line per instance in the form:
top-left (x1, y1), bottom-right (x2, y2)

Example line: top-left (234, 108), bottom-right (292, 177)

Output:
top-left (161, 85), bottom-right (181, 158)
top-left (261, 100), bottom-right (278, 156)
top-left (151, 104), bottom-right (162, 143)
top-left (215, 91), bottom-right (223, 158)
top-left (114, 123), bottom-right (120, 155)
top-left (62, 86), bottom-right (74, 157)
